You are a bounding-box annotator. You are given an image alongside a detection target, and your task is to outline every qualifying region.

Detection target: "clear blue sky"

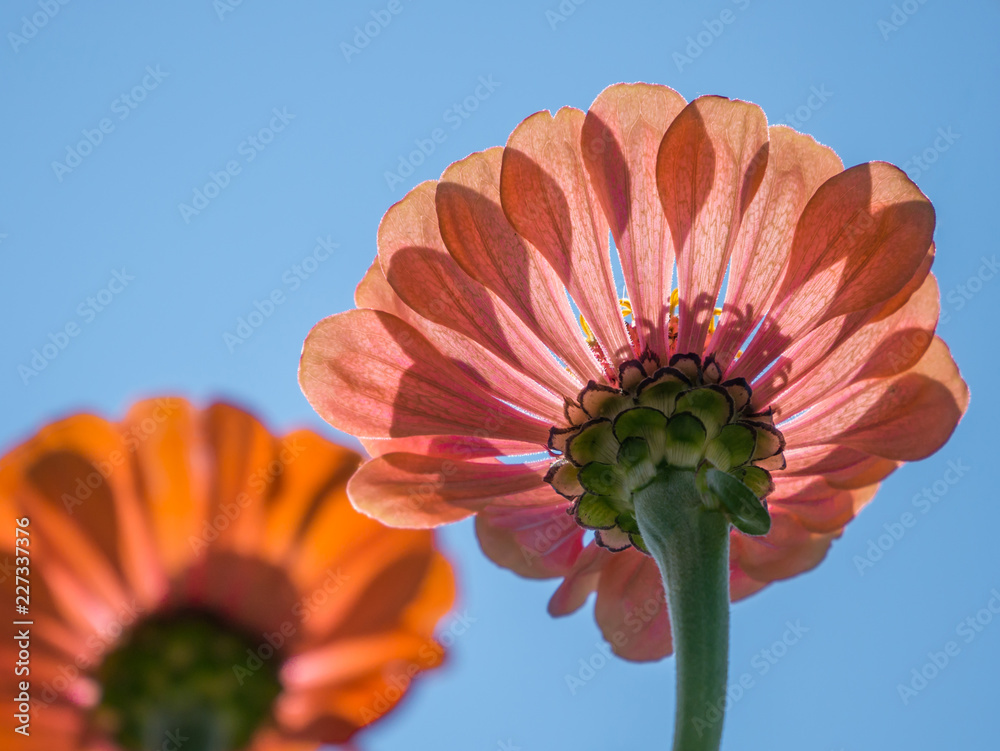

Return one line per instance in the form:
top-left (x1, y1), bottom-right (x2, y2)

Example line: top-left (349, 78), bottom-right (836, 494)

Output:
top-left (2, 1), bottom-right (998, 749)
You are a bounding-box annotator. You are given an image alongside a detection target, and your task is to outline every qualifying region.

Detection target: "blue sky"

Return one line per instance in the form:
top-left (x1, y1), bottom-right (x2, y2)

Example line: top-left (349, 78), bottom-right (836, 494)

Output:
top-left (1, 0), bottom-right (998, 748)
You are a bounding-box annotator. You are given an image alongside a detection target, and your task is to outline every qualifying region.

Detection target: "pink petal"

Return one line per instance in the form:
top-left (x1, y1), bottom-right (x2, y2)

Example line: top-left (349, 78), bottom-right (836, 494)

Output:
top-left (731, 507), bottom-right (837, 582)
top-left (581, 82), bottom-right (687, 353)
top-left (475, 503), bottom-right (584, 579)
top-left (356, 259), bottom-right (567, 425)
top-left (765, 272), bottom-right (940, 418)
top-left (711, 125), bottom-right (843, 370)
top-left (656, 95), bottom-right (769, 355)
top-left (548, 542), bottom-right (610, 616)
top-left (736, 162), bottom-right (935, 379)
top-left (748, 248), bottom-right (936, 410)
top-left (299, 309), bottom-right (550, 444)
top-left (781, 336), bottom-right (969, 461)
top-left (783, 445), bottom-right (900, 488)
top-left (347, 453), bottom-right (559, 527)
top-left (360, 434), bottom-right (539, 459)
top-left (769, 476), bottom-right (880, 533)
top-left (436, 147), bottom-right (603, 382)
top-left (378, 181), bottom-right (581, 400)
top-left (501, 107), bottom-right (633, 365)
top-left (594, 548), bottom-right (673, 660)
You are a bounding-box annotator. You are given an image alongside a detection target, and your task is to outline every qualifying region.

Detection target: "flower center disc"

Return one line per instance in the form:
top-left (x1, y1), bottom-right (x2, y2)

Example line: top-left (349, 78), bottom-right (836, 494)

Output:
top-left (545, 352), bottom-right (786, 551)
top-left (93, 611), bottom-right (282, 751)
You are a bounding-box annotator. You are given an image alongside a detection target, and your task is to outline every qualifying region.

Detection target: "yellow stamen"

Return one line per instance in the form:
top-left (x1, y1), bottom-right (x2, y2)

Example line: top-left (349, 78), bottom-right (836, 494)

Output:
top-left (619, 298), bottom-right (632, 318)
top-left (707, 307), bottom-right (724, 334)
top-left (579, 314), bottom-right (596, 345)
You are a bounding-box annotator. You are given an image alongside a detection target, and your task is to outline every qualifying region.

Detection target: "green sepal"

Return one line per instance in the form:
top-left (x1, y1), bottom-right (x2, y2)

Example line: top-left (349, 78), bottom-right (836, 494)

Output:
top-left (566, 419), bottom-right (619, 466)
top-left (704, 423), bottom-right (756, 471)
top-left (617, 436), bottom-right (650, 468)
top-left (578, 462), bottom-right (622, 497)
top-left (663, 413), bottom-right (708, 468)
top-left (629, 532), bottom-right (650, 554)
top-left (575, 493), bottom-right (619, 529)
top-left (730, 465), bottom-right (774, 498)
top-left (636, 369), bottom-right (689, 414)
top-left (674, 386), bottom-right (733, 437)
top-left (702, 467), bottom-right (771, 536)
top-left (614, 407), bottom-right (668, 461)
top-left (545, 460), bottom-right (584, 499)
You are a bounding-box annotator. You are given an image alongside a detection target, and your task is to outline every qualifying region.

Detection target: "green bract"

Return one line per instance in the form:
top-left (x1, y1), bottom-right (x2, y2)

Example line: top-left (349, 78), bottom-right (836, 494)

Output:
top-left (545, 352), bottom-right (784, 551)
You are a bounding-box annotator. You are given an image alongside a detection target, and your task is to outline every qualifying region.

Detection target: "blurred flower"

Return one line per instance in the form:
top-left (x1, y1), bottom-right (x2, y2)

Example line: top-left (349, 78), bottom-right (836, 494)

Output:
top-left (299, 82), bottom-right (968, 661)
top-left (0, 397), bottom-right (455, 749)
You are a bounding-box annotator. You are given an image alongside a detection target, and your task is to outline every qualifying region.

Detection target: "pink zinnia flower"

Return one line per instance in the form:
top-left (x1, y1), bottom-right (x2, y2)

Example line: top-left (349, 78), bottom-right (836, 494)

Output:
top-left (300, 82), bottom-right (967, 665)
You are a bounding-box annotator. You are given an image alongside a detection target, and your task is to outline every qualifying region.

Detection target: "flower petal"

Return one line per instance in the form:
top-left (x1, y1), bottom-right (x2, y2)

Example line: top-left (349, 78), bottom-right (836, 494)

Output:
top-left (736, 162), bottom-right (935, 379)
top-left (765, 272), bottom-right (940, 418)
top-left (437, 147), bottom-right (602, 382)
top-left (594, 549), bottom-right (672, 660)
top-left (731, 507), bottom-right (837, 582)
top-left (581, 82), bottom-right (687, 352)
top-left (347, 453), bottom-right (558, 527)
top-left (475, 503), bottom-right (584, 579)
top-left (711, 125), bottom-right (843, 370)
top-left (378, 180), bottom-right (580, 400)
top-left (781, 336), bottom-right (968, 461)
top-left (299, 308), bottom-right (550, 444)
top-left (547, 541), bottom-right (610, 616)
top-left (656, 95), bottom-right (769, 355)
top-left (356, 258), bottom-right (567, 425)
top-left (501, 107), bottom-right (633, 364)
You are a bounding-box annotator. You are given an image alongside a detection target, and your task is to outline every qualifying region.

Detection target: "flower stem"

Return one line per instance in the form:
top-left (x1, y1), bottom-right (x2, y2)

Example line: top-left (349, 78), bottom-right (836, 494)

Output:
top-left (633, 468), bottom-right (731, 751)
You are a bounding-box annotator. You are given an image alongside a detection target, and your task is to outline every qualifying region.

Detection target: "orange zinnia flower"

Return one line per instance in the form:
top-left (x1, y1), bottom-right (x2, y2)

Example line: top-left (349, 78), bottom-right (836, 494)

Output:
top-left (0, 397), bottom-right (455, 750)
top-left (299, 82), bottom-right (967, 667)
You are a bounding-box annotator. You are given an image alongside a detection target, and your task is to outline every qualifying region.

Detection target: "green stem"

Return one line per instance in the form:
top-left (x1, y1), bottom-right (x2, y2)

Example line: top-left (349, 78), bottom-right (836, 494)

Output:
top-left (633, 468), bottom-right (731, 751)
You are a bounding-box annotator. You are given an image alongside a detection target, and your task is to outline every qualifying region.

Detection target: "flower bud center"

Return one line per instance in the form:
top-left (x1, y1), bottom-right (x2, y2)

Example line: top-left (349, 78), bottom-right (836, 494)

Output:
top-left (92, 611), bottom-right (283, 751)
top-left (545, 352), bottom-right (785, 551)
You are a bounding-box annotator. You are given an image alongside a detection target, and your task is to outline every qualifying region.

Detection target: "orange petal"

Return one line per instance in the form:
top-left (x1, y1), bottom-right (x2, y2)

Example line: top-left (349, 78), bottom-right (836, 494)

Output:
top-left (299, 308), bottom-right (551, 444)
top-left (712, 125), bottom-right (843, 371)
top-left (501, 107), bottom-right (632, 363)
top-left (347, 453), bottom-right (557, 527)
top-left (475, 503), bottom-right (584, 579)
top-left (737, 162), bottom-right (934, 379)
top-left (582, 82), bottom-right (687, 352)
top-left (593, 548), bottom-right (672, 661)
top-left (356, 258), bottom-right (568, 424)
top-left (379, 180), bottom-right (580, 402)
top-left (657, 95), bottom-right (769, 355)
top-left (782, 336), bottom-right (968, 460)
top-left (437, 147), bottom-right (603, 382)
